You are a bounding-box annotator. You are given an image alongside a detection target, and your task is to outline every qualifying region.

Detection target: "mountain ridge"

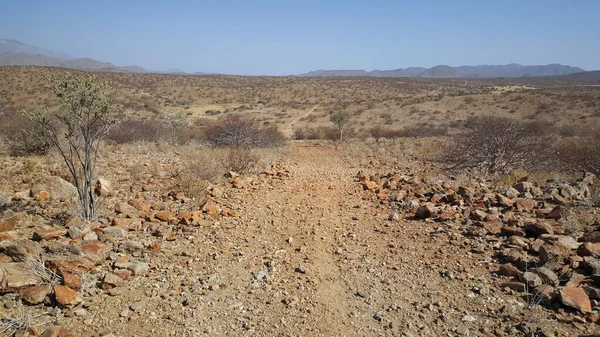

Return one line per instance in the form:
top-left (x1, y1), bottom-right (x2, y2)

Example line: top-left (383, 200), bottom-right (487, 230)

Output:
top-left (297, 64), bottom-right (585, 78)
top-left (0, 39), bottom-right (589, 78)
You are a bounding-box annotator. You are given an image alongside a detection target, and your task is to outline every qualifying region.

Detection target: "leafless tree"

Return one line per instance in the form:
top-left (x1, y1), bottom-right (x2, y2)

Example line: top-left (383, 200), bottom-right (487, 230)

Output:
top-left (29, 74), bottom-right (115, 220)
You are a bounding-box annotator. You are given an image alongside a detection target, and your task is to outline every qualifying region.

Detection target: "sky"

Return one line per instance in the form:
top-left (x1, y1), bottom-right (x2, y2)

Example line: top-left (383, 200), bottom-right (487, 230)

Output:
top-left (1, 0), bottom-right (599, 75)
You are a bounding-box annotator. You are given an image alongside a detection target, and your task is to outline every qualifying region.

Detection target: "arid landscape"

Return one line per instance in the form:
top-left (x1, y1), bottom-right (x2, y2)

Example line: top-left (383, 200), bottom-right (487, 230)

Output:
top-left (1, 65), bottom-right (600, 337)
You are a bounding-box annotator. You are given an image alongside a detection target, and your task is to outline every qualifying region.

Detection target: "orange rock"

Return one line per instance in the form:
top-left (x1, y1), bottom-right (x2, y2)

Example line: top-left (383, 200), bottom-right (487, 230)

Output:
top-left (62, 273), bottom-right (82, 291)
top-left (0, 214), bottom-right (21, 232)
top-left (130, 200), bottom-right (151, 212)
top-left (53, 285), bottom-right (82, 307)
top-left (36, 191), bottom-right (50, 201)
top-left (112, 217), bottom-right (133, 227)
top-left (222, 208), bottom-right (240, 217)
top-left (113, 269), bottom-right (132, 280)
top-left (560, 287), bottom-right (592, 312)
top-left (154, 210), bottom-right (175, 222)
top-left (32, 227), bottom-right (68, 241)
top-left (203, 199), bottom-right (218, 213)
top-left (46, 258), bottom-right (96, 276)
top-left (363, 181), bottom-right (377, 191)
top-left (177, 212), bottom-right (194, 225)
top-left (232, 177), bottom-right (246, 189)
top-left (149, 242), bottom-right (161, 253)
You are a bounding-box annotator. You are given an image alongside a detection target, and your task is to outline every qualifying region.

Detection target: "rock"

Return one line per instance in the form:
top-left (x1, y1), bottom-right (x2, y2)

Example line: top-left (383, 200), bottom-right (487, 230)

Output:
top-left (363, 181), bottom-right (377, 191)
top-left (523, 271), bottom-right (543, 287)
top-left (154, 210), bottom-right (175, 222)
top-left (461, 315), bottom-right (477, 322)
top-left (0, 213), bottom-right (22, 232)
top-left (415, 204), bottom-right (437, 219)
top-left (32, 227), bottom-right (68, 241)
top-left (0, 262), bottom-right (43, 289)
top-left (495, 194), bottom-right (514, 207)
top-left (20, 285), bottom-right (52, 304)
top-left (94, 177), bottom-right (113, 196)
top-left (532, 267), bottom-right (559, 287)
top-left (40, 327), bottom-right (75, 337)
top-left (130, 300), bottom-right (146, 312)
top-left (112, 217), bottom-right (133, 227)
top-left (498, 264), bottom-right (523, 279)
top-left (0, 190), bottom-right (12, 207)
top-left (501, 226), bottom-right (526, 237)
top-left (115, 202), bottom-right (138, 215)
top-left (524, 221), bottom-right (554, 237)
top-left (471, 209), bottom-right (488, 221)
top-left (502, 281), bottom-right (526, 292)
top-left (53, 285), bottom-right (82, 307)
top-left (584, 286), bottom-right (600, 300)
top-left (31, 176), bottom-right (77, 202)
top-left (101, 272), bottom-right (124, 289)
top-left (580, 231), bottom-right (600, 243)
top-left (102, 226), bottom-right (126, 238)
top-left (483, 221), bottom-right (502, 235)
top-left (127, 262), bottom-right (149, 275)
top-left (539, 243), bottom-right (572, 266)
top-left (515, 182), bottom-right (534, 193)
top-left (62, 273), bottom-right (82, 291)
top-left (515, 198), bottom-right (536, 211)
top-left (295, 264), bottom-right (307, 274)
top-left (547, 206), bottom-right (564, 220)
top-left (582, 257), bottom-right (600, 274)
top-left (578, 242), bottom-right (600, 257)
top-left (46, 258), bottom-right (96, 276)
top-left (560, 287), bottom-right (592, 313)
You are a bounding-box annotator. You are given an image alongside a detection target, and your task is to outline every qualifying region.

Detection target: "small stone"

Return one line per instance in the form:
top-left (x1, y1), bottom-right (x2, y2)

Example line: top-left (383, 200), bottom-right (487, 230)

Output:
top-left (32, 227), bottom-right (68, 241)
top-left (101, 272), bottom-right (124, 289)
top-left (461, 315), bottom-right (477, 322)
top-left (130, 300), bottom-right (146, 312)
top-left (54, 285), bottom-right (82, 308)
top-left (295, 264), bottom-right (307, 274)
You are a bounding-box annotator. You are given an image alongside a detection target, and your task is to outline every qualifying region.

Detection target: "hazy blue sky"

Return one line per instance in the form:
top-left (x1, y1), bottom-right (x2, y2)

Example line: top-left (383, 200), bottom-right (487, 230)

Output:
top-left (1, 0), bottom-right (599, 75)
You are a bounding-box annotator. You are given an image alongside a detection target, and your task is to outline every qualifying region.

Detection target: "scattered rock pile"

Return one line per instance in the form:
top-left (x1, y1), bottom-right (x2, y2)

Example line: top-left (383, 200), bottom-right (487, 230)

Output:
top-left (0, 164), bottom-right (290, 336)
top-left (358, 170), bottom-right (600, 322)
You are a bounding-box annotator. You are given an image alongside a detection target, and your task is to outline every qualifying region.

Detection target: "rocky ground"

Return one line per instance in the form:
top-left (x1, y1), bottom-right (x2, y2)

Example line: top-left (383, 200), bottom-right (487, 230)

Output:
top-left (1, 142), bottom-right (600, 337)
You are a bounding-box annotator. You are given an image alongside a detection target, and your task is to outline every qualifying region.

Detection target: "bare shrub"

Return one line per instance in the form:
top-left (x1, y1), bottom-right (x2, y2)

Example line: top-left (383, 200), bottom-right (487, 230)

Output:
top-left (204, 115), bottom-right (285, 148)
top-left (222, 148), bottom-right (259, 173)
top-left (443, 116), bottom-right (553, 172)
top-left (555, 129), bottom-right (600, 176)
top-left (0, 110), bottom-right (52, 156)
top-left (107, 119), bottom-right (161, 144)
top-left (369, 125), bottom-right (448, 139)
top-left (25, 255), bottom-right (62, 285)
top-left (0, 310), bottom-right (52, 336)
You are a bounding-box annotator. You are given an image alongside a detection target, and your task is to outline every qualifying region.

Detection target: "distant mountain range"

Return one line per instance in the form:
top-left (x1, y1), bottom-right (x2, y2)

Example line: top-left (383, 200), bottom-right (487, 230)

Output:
top-left (0, 39), bottom-right (589, 78)
top-left (299, 64), bottom-right (585, 78)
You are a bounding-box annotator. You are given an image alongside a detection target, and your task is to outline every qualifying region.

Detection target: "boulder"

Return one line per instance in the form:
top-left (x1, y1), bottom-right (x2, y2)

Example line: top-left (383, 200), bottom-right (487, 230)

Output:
top-left (560, 287), bottom-right (592, 312)
top-left (31, 176), bottom-right (77, 202)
